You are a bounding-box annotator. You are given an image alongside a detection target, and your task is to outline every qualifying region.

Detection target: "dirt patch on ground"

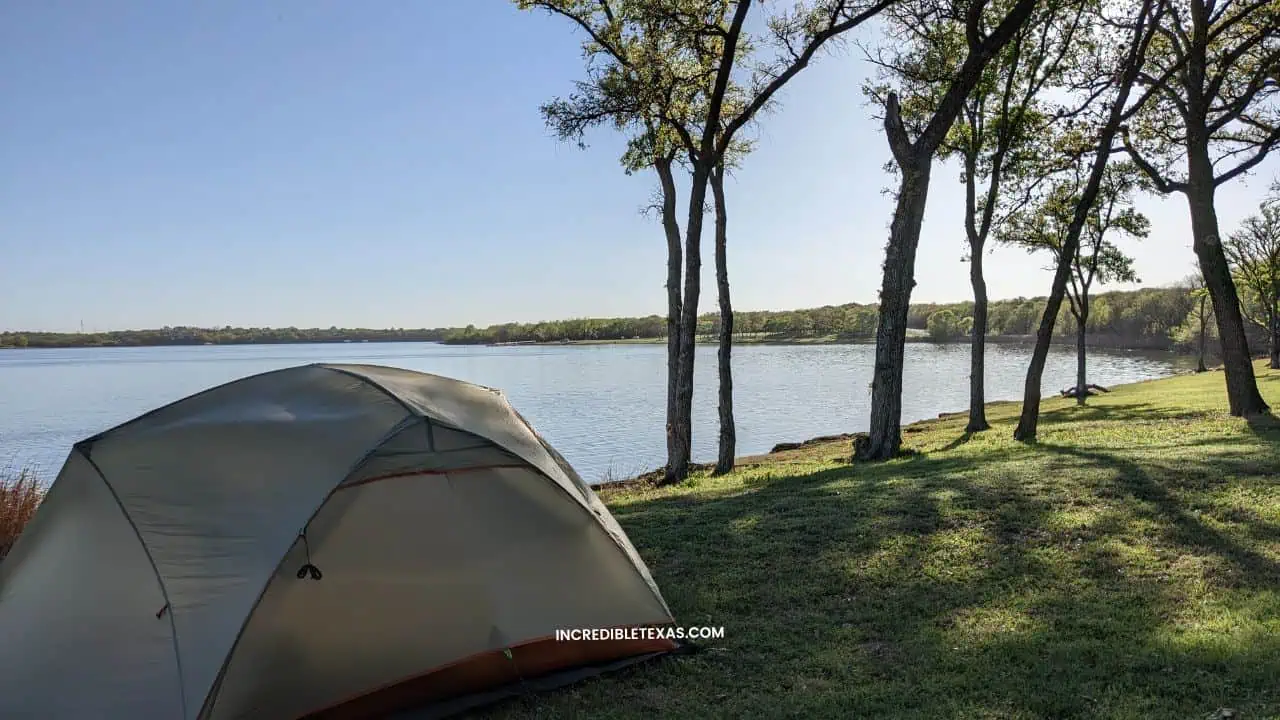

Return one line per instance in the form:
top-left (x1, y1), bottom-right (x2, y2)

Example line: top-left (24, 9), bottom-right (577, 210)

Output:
top-left (768, 433), bottom-right (858, 454)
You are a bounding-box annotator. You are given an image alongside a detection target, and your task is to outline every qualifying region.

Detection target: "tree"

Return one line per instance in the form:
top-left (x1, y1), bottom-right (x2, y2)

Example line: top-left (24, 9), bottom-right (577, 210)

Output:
top-left (525, 0), bottom-right (895, 482)
top-left (926, 309), bottom-right (965, 339)
top-left (874, 0), bottom-right (1085, 433)
top-left (848, 305), bottom-right (880, 335)
top-left (1173, 272), bottom-right (1217, 370)
top-left (1223, 197), bottom-right (1280, 368)
top-left (1003, 161), bottom-right (1148, 405)
top-left (709, 160), bottom-right (737, 471)
top-left (525, 0), bottom-right (732, 484)
top-left (1120, 0), bottom-right (1280, 416)
top-left (856, 0), bottom-right (1041, 461)
top-left (1011, 0), bottom-right (1169, 441)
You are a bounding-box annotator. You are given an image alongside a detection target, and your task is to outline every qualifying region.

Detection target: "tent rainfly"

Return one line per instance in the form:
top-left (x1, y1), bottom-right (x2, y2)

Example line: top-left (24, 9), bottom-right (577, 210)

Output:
top-left (0, 364), bottom-right (678, 719)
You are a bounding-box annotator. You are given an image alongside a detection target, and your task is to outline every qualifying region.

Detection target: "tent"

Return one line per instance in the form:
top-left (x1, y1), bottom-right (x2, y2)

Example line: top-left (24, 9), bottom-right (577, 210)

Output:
top-left (0, 364), bottom-right (677, 719)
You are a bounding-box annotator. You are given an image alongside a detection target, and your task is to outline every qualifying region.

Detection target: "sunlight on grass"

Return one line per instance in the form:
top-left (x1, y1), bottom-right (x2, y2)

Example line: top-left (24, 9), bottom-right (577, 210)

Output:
top-left (947, 594), bottom-right (1047, 643)
top-left (482, 361), bottom-right (1280, 720)
top-left (1045, 506), bottom-right (1105, 531)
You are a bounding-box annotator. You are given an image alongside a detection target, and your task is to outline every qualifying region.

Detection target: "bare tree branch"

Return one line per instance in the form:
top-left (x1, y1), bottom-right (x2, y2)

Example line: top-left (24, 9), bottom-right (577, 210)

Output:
top-left (1215, 125), bottom-right (1280, 186)
top-left (719, 0), bottom-right (898, 154)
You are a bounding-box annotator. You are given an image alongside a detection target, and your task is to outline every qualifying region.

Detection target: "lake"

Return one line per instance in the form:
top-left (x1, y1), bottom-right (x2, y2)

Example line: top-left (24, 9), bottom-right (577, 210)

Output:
top-left (0, 341), bottom-right (1196, 483)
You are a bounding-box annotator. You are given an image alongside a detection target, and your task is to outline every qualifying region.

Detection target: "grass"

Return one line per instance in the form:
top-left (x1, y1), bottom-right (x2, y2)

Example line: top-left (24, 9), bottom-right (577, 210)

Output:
top-left (476, 361), bottom-right (1280, 720)
top-left (0, 467), bottom-right (43, 560)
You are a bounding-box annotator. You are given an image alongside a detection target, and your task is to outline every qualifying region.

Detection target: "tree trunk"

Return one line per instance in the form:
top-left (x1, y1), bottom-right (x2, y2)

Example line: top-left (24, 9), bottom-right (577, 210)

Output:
top-left (711, 166), bottom-right (736, 475)
top-left (1013, 259), bottom-right (1070, 440)
top-left (1013, 72), bottom-right (1142, 440)
top-left (1185, 183), bottom-right (1269, 415)
top-left (858, 0), bottom-right (1039, 457)
top-left (665, 162), bottom-right (712, 485)
top-left (967, 245), bottom-right (990, 431)
top-left (654, 158), bottom-right (685, 484)
top-left (961, 131), bottom-right (992, 433)
top-left (859, 160), bottom-right (931, 461)
top-left (1197, 293), bottom-right (1208, 372)
top-left (1075, 301), bottom-right (1089, 407)
top-left (1269, 306), bottom-right (1279, 370)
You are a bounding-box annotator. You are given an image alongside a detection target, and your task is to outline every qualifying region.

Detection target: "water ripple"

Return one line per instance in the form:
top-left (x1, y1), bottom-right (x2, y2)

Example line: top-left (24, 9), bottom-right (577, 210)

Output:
top-left (0, 342), bottom-right (1193, 482)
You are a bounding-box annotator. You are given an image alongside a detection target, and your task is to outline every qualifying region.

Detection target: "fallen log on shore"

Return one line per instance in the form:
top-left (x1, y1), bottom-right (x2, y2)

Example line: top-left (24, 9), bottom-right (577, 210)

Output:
top-left (770, 433), bottom-right (858, 454)
top-left (1061, 383), bottom-right (1110, 398)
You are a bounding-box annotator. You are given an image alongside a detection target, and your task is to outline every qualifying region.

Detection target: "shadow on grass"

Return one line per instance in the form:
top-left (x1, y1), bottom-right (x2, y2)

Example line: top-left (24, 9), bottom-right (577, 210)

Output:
top-left (476, 429), bottom-right (1280, 720)
top-left (1244, 411), bottom-right (1280, 437)
top-left (1037, 443), bottom-right (1280, 591)
top-left (1256, 369), bottom-right (1280, 384)
top-left (938, 432), bottom-right (974, 452)
top-left (1037, 401), bottom-right (1215, 426)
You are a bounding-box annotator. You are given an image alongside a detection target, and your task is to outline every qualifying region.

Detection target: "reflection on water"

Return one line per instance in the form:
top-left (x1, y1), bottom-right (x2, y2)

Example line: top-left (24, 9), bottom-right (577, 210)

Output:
top-left (0, 342), bottom-right (1195, 483)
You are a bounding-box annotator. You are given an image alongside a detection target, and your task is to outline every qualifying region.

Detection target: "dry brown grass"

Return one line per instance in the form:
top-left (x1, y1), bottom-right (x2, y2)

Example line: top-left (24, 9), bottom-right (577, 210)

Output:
top-left (0, 468), bottom-right (43, 560)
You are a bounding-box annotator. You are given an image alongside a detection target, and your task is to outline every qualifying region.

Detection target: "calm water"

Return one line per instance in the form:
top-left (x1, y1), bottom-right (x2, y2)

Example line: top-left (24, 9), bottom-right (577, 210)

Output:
top-left (0, 342), bottom-right (1194, 483)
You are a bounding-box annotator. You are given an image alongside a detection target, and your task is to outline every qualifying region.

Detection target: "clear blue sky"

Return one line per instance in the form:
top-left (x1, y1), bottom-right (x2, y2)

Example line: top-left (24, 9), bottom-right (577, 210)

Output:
top-left (2, 1), bottom-right (1276, 333)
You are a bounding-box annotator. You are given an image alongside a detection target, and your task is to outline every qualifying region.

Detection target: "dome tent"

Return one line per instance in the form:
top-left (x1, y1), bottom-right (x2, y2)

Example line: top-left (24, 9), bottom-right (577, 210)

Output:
top-left (0, 364), bottom-right (677, 719)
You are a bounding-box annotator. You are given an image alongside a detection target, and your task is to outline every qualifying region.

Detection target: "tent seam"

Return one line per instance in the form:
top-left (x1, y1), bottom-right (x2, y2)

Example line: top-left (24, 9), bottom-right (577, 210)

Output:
top-left (505, 405), bottom-right (597, 504)
top-left (504, 408), bottom-right (673, 617)
top-left (77, 446), bottom-right (189, 718)
top-left (548, 479), bottom-right (674, 619)
top-left (295, 630), bottom-right (677, 717)
top-left (458, 444), bottom-right (675, 624)
top-left (316, 365), bottom-right (422, 418)
top-left (323, 365), bottom-right (602, 518)
top-left (193, 413), bottom-right (422, 720)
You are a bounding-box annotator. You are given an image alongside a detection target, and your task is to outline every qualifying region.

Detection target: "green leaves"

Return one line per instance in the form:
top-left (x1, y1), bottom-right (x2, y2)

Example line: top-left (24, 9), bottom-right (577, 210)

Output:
top-left (523, 1), bottom-right (896, 174)
top-left (1223, 195), bottom-right (1280, 331)
top-left (520, 0), bottom-right (725, 169)
top-left (1122, 0), bottom-right (1280, 191)
top-left (1000, 159), bottom-right (1147, 304)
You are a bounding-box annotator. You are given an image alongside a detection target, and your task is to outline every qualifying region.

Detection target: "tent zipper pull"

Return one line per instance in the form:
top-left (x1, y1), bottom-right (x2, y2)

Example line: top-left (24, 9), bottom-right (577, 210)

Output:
top-left (296, 531), bottom-right (323, 581)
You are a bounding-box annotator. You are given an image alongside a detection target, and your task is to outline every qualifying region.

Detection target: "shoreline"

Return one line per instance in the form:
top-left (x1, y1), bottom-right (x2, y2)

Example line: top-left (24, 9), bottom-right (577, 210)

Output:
top-left (482, 332), bottom-right (1184, 352)
top-left (593, 367), bottom-right (1210, 494)
top-left (0, 334), bottom-right (1190, 354)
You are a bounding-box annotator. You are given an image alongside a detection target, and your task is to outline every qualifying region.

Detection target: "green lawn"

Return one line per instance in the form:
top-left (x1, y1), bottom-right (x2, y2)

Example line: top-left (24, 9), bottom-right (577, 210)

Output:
top-left (478, 362), bottom-right (1280, 720)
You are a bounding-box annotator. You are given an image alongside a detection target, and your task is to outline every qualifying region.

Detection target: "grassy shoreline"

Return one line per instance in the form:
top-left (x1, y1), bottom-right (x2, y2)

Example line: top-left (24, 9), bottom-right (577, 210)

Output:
top-left (479, 363), bottom-right (1280, 719)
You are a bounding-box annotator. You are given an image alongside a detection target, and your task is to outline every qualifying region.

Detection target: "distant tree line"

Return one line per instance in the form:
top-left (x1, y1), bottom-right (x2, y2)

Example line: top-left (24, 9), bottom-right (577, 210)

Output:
top-left (2, 284), bottom-right (1244, 353)
top-left (437, 284), bottom-right (1241, 352)
top-left (0, 326), bottom-right (448, 349)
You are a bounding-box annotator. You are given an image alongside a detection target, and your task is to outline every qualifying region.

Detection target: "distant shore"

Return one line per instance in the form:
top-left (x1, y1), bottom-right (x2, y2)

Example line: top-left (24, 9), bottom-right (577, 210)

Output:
top-left (1, 286), bottom-right (1214, 352)
top-left (486, 331), bottom-right (1184, 352)
top-left (0, 331), bottom-right (1187, 353)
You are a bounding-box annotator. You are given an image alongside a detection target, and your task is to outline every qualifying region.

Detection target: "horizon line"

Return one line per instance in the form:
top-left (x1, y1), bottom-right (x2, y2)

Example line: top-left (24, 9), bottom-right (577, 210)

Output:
top-left (1, 282), bottom-right (1186, 336)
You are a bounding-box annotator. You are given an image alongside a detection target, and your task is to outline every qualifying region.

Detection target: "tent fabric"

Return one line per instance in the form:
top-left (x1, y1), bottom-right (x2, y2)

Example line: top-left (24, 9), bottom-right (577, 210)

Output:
top-left (0, 364), bottom-right (676, 720)
top-left (381, 648), bottom-right (673, 720)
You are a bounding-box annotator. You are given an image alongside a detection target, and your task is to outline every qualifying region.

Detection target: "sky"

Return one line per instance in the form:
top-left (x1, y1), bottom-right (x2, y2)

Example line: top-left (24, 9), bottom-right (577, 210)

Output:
top-left (3, 1), bottom-right (1278, 333)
